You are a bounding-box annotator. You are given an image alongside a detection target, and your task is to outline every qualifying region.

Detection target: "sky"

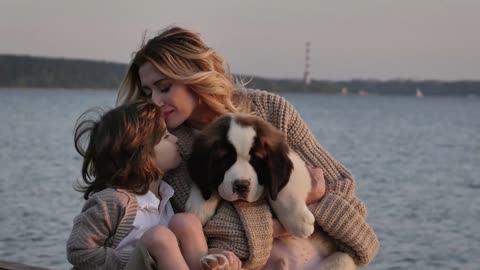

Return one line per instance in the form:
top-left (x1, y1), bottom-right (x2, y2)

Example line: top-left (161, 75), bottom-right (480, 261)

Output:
top-left (0, 0), bottom-right (479, 80)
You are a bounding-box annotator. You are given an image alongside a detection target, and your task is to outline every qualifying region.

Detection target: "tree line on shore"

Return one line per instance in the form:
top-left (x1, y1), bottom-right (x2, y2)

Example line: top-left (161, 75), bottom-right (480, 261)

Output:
top-left (1, 54), bottom-right (479, 96)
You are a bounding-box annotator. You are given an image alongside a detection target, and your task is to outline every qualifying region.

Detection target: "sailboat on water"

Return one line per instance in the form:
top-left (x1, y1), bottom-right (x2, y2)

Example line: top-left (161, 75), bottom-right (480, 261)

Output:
top-left (416, 88), bottom-right (424, 98)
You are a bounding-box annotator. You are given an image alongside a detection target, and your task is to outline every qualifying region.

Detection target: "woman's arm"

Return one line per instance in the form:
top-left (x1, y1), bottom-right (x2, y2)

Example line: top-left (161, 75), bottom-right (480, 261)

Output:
top-left (66, 193), bottom-right (131, 270)
top-left (252, 89), bottom-right (379, 266)
top-left (203, 200), bottom-right (273, 270)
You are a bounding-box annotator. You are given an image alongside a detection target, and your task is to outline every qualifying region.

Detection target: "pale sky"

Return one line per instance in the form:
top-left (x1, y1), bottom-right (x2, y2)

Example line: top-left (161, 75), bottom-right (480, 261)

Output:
top-left (1, 0), bottom-right (479, 80)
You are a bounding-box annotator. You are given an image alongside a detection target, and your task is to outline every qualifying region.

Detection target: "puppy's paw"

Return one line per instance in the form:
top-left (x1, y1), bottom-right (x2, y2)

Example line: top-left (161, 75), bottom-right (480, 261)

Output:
top-left (201, 254), bottom-right (229, 270)
top-left (283, 208), bottom-right (315, 238)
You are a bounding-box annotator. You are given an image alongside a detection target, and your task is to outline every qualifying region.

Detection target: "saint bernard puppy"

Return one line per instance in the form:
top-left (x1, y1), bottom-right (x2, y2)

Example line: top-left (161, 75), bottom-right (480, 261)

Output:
top-left (185, 113), bottom-right (356, 269)
top-left (185, 113), bottom-right (314, 238)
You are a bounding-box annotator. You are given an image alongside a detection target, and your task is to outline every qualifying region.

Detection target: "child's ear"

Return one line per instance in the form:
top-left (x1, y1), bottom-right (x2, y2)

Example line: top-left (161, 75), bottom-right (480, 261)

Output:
top-left (188, 134), bottom-right (214, 200)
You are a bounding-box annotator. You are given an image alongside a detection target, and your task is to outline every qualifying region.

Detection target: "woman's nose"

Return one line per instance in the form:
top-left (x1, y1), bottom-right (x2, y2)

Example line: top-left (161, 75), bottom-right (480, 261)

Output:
top-left (151, 91), bottom-right (164, 107)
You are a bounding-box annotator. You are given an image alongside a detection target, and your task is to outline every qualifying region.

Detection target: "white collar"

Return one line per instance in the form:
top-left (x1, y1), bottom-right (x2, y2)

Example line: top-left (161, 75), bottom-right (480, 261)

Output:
top-left (136, 181), bottom-right (174, 210)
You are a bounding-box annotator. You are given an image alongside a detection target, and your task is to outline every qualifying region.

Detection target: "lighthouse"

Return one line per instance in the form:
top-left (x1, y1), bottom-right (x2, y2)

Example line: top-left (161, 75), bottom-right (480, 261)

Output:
top-left (304, 41), bottom-right (311, 86)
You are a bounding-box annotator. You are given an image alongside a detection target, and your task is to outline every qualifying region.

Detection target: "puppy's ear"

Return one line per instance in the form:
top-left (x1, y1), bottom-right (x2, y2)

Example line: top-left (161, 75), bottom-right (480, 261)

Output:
top-left (188, 134), bottom-right (214, 200)
top-left (265, 135), bottom-right (293, 201)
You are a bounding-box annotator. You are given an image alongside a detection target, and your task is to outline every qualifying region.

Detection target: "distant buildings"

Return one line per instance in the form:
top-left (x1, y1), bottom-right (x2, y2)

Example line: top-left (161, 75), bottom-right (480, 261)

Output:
top-left (358, 89), bottom-right (369, 96)
top-left (339, 88), bottom-right (369, 96)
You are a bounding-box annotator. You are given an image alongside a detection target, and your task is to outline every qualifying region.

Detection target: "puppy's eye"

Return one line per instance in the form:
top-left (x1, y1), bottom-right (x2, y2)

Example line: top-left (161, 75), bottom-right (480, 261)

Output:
top-left (217, 151), bottom-right (228, 159)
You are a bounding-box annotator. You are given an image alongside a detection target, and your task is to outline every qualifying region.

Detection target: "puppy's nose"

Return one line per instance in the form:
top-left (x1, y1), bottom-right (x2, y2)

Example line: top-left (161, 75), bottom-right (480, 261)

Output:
top-left (233, 179), bottom-right (250, 195)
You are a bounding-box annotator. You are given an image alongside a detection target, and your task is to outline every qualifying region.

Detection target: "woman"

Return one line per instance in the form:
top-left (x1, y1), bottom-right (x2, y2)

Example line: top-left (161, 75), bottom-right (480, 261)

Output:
top-left (117, 26), bottom-right (379, 269)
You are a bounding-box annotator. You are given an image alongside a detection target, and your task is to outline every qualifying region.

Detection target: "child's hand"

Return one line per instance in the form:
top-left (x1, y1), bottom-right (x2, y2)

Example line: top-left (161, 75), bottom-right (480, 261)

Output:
top-left (203, 248), bottom-right (242, 270)
top-left (306, 166), bottom-right (326, 205)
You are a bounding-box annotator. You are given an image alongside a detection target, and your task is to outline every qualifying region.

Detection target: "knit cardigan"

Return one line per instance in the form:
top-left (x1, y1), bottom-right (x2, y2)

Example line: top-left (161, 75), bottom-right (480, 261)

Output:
top-left (165, 89), bottom-right (379, 269)
top-left (66, 188), bottom-right (139, 270)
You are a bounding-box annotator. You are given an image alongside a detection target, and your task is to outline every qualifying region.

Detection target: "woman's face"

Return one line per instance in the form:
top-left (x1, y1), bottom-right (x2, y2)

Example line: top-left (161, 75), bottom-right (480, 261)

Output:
top-left (153, 130), bottom-right (181, 173)
top-left (139, 62), bottom-right (198, 129)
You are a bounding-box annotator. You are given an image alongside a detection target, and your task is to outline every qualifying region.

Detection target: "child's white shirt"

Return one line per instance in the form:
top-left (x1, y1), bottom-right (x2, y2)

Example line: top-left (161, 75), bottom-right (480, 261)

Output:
top-left (115, 181), bottom-right (175, 253)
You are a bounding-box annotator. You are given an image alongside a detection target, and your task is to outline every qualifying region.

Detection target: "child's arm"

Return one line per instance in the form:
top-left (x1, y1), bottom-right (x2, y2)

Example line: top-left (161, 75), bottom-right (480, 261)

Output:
top-left (66, 192), bottom-right (131, 269)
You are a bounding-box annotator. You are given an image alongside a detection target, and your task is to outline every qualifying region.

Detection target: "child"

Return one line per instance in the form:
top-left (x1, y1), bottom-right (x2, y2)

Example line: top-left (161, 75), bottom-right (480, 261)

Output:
top-left (66, 101), bottom-right (215, 270)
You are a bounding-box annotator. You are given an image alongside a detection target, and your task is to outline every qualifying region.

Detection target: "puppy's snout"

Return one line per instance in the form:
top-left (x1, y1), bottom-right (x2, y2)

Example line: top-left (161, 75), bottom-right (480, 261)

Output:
top-left (233, 179), bottom-right (250, 195)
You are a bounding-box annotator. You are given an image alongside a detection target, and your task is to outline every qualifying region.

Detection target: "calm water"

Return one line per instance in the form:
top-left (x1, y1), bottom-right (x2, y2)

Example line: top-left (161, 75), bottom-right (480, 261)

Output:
top-left (1, 88), bottom-right (479, 269)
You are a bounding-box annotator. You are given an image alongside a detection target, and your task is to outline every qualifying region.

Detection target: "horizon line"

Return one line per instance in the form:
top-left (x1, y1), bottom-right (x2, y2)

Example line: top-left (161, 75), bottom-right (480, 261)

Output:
top-left (2, 53), bottom-right (479, 82)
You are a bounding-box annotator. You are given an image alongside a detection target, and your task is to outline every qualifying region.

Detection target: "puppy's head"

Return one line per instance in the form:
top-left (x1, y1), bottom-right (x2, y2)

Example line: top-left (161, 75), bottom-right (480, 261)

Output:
top-left (188, 114), bottom-right (293, 202)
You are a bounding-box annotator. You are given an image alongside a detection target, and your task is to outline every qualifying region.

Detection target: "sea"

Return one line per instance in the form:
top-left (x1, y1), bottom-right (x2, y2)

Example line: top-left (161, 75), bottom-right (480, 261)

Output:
top-left (0, 88), bottom-right (479, 270)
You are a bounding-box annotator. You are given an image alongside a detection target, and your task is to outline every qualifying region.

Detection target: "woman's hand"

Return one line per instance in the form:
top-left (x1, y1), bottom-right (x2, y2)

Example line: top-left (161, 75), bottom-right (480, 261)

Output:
top-left (305, 166), bottom-right (326, 205)
top-left (272, 218), bottom-right (290, 238)
top-left (205, 248), bottom-right (242, 270)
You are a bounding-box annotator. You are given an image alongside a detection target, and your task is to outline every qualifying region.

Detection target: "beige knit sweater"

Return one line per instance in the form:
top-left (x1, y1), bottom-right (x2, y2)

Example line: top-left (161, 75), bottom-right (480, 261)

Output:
top-left (165, 89), bottom-right (379, 269)
top-left (66, 89), bottom-right (379, 270)
top-left (66, 188), bottom-right (139, 269)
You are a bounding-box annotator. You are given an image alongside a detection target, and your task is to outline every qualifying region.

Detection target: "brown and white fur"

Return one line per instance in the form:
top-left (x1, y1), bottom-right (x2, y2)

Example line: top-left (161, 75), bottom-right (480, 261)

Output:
top-left (185, 113), bottom-right (356, 269)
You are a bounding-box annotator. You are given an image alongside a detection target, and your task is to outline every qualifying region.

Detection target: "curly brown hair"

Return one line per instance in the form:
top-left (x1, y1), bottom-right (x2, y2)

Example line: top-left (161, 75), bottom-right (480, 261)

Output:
top-left (74, 101), bottom-right (166, 199)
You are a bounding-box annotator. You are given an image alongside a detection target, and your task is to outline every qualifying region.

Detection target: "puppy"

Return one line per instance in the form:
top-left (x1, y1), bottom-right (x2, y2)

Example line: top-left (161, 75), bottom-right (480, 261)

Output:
top-left (185, 113), bottom-right (356, 269)
top-left (186, 113), bottom-right (314, 238)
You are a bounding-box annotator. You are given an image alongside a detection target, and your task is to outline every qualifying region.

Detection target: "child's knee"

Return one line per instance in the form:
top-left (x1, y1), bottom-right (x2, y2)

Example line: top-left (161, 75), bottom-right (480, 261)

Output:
top-left (168, 213), bottom-right (203, 235)
top-left (141, 225), bottom-right (177, 251)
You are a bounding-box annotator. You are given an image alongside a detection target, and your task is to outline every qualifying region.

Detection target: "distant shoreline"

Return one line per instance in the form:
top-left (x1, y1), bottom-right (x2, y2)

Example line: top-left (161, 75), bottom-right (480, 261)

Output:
top-left (1, 54), bottom-right (479, 96)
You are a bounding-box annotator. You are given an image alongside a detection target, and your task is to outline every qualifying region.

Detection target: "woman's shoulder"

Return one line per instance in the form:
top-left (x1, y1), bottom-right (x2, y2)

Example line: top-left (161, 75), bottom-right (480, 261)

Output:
top-left (234, 87), bottom-right (288, 108)
top-left (235, 87), bottom-right (280, 99)
top-left (235, 87), bottom-right (291, 115)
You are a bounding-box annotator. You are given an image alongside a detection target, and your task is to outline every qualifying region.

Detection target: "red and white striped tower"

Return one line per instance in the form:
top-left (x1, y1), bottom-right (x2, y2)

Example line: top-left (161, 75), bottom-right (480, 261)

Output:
top-left (303, 41), bottom-right (311, 86)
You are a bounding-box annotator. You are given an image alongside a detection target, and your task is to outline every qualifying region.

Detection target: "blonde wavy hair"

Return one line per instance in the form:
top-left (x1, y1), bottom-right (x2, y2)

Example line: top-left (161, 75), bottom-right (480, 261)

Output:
top-left (116, 26), bottom-right (250, 115)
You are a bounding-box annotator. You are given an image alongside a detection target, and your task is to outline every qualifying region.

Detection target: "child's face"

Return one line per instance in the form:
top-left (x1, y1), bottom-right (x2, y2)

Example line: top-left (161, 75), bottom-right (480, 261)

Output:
top-left (153, 130), bottom-right (181, 173)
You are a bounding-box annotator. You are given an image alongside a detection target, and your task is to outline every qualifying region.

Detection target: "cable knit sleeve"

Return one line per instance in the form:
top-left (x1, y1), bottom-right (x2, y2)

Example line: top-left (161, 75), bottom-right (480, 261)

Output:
top-left (203, 200), bottom-right (273, 270)
top-left (66, 191), bottom-right (132, 270)
top-left (250, 89), bottom-right (379, 266)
